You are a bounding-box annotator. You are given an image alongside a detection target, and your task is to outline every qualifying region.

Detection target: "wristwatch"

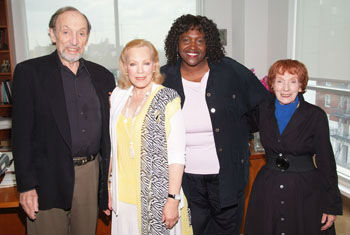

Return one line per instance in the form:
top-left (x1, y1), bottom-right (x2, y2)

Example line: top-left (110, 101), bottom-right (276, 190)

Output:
top-left (168, 193), bottom-right (181, 200)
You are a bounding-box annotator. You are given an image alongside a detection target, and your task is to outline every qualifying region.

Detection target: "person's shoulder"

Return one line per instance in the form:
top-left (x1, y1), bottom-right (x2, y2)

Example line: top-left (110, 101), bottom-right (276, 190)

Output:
top-left (220, 56), bottom-right (239, 65)
top-left (257, 95), bottom-right (274, 110)
top-left (158, 85), bottom-right (180, 98)
top-left (212, 57), bottom-right (259, 84)
top-left (302, 99), bottom-right (327, 117)
top-left (160, 63), bottom-right (171, 71)
top-left (213, 57), bottom-right (246, 69)
top-left (303, 100), bottom-right (323, 111)
top-left (212, 57), bottom-right (253, 75)
top-left (83, 59), bottom-right (115, 88)
top-left (16, 53), bottom-right (53, 69)
top-left (160, 63), bottom-right (178, 75)
top-left (160, 64), bottom-right (174, 76)
top-left (160, 63), bottom-right (180, 87)
top-left (13, 53), bottom-right (57, 79)
top-left (159, 84), bottom-right (177, 94)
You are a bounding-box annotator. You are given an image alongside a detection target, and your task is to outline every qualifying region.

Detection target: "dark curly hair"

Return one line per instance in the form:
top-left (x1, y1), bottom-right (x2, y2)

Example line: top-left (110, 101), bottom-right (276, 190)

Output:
top-left (164, 14), bottom-right (225, 65)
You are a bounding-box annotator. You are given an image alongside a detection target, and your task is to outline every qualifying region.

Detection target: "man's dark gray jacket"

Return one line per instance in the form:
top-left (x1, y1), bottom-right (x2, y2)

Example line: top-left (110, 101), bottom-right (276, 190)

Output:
top-left (12, 51), bottom-right (115, 210)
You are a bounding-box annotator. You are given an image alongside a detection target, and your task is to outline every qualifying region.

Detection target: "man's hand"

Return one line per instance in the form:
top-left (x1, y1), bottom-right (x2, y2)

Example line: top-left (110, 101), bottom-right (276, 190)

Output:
top-left (162, 198), bottom-right (179, 229)
top-left (19, 189), bottom-right (38, 220)
top-left (321, 213), bottom-right (336, 231)
top-left (103, 187), bottom-right (113, 216)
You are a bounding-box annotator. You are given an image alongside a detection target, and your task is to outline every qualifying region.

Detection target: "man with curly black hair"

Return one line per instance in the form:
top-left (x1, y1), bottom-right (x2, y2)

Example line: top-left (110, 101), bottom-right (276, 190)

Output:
top-left (161, 14), bottom-right (270, 234)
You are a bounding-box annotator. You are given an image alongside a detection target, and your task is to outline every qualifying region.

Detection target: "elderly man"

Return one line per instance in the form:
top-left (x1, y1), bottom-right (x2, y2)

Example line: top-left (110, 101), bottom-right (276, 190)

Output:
top-left (12, 6), bottom-right (115, 234)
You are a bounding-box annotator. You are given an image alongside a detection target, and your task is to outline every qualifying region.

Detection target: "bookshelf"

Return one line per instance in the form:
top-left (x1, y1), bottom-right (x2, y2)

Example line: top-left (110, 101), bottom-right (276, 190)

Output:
top-left (0, 0), bottom-right (13, 148)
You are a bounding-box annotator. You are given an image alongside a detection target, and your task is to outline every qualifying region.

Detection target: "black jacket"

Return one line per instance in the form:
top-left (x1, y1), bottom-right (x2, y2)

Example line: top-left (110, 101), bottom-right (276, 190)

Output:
top-left (257, 94), bottom-right (342, 214)
top-left (245, 94), bottom-right (342, 234)
top-left (161, 57), bottom-right (270, 207)
top-left (12, 51), bottom-right (116, 210)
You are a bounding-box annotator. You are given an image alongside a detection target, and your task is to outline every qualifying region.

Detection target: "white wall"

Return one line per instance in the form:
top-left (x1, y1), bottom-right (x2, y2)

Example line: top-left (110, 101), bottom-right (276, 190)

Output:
top-left (202, 0), bottom-right (233, 57)
top-left (231, 0), bottom-right (245, 64)
top-left (7, 0), bottom-right (29, 64)
top-left (203, 0), bottom-right (291, 79)
top-left (267, 0), bottom-right (290, 65)
top-left (244, 0), bottom-right (268, 78)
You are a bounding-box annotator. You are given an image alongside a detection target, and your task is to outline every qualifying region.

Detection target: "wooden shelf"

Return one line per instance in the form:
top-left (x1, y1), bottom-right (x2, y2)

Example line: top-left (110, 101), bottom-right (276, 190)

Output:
top-left (0, 77), bottom-right (12, 83)
top-left (0, 2), bottom-right (20, 233)
top-left (0, 129), bottom-right (11, 141)
top-left (0, 104), bottom-right (11, 117)
top-left (0, 0), bottom-right (13, 137)
top-left (0, 104), bottom-right (11, 107)
top-left (0, 185), bottom-right (19, 208)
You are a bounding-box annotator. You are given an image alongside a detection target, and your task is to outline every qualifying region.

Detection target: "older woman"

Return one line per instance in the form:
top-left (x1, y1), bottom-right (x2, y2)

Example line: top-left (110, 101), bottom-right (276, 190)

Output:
top-left (105, 39), bottom-right (192, 235)
top-left (244, 59), bottom-right (343, 234)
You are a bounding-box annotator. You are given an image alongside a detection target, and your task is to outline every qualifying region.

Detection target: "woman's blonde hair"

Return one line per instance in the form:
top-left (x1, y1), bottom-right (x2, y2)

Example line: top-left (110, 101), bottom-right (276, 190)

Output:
top-left (117, 39), bottom-right (164, 89)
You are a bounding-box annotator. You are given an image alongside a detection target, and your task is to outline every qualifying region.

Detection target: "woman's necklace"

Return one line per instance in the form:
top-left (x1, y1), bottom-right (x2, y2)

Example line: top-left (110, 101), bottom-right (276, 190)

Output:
top-left (123, 89), bottom-right (150, 158)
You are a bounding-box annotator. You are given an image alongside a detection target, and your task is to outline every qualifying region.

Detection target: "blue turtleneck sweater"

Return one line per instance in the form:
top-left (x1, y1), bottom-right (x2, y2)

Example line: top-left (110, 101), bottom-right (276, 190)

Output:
top-left (275, 96), bottom-right (299, 134)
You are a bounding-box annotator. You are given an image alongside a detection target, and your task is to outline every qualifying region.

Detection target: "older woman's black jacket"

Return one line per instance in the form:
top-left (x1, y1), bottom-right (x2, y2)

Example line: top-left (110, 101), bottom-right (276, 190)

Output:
top-left (244, 94), bottom-right (342, 234)
top-left (161, 57), bottom-right (270, 207)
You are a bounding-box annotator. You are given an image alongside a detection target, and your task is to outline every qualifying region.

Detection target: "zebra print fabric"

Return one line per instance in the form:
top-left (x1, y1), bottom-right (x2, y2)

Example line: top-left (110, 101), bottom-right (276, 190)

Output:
top-left (140, 87), bottom-right (179, 235)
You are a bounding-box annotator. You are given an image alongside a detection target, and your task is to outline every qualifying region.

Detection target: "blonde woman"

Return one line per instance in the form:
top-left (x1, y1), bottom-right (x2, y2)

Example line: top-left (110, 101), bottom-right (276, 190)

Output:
top-left (104, 39), bottom-right (192, 235)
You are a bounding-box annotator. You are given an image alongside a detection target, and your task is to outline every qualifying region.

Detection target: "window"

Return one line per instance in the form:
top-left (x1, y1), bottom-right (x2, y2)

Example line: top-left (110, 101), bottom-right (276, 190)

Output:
top-left (338, 96), bottom-right (345, 109)
top-left (324, 94), bottom-right (331, 107)
top-left (23, 0), bottom-right (201, 76)
top-left (295, 0), bottom-right (350, 197)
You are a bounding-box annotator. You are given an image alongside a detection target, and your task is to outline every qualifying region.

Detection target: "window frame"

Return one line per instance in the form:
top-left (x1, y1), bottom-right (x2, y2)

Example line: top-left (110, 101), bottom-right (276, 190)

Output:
top-left (292, 0), bottom-right (350, 197)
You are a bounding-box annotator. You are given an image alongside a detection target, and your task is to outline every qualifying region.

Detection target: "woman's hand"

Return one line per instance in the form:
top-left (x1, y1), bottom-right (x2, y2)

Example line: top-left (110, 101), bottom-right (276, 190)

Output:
top-left (164, 163), bottom-right (183, 229)
top-left (162, 198), bottom-right (180, 229)
top-left (321, 213), bottom-right (336, 231)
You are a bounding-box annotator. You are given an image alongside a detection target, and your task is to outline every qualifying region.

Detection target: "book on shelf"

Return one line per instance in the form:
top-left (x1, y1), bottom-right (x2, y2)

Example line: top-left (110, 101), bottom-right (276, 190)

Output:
top-left (0, 80), bottom-right (12, 104)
